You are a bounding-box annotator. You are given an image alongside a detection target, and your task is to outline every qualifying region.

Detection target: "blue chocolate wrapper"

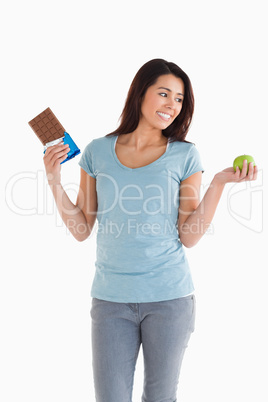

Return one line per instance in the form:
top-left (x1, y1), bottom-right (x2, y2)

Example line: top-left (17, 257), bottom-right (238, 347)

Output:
top-left (44, 132), bottom-right (80, 164)
top-left (61, 132), bottom-right (81, 163)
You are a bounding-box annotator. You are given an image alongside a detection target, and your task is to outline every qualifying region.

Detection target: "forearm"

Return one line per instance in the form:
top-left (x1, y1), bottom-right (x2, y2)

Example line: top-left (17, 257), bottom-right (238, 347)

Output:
top-left (180, 176), bottom-right (225, 247)
top-left (49, 184), bottom-right (91, 241)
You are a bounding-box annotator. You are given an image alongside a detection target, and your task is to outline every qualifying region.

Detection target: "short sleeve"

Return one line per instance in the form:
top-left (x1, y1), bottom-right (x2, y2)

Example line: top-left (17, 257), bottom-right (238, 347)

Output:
top-left (181, 144), bottom-right (204, 181)
top-left (78, 140), bottom-right (96, 178)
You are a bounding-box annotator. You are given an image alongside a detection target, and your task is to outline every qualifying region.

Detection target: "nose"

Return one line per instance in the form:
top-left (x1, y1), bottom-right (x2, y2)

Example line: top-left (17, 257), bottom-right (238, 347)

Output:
top-left (165, 98), bottom-right (176, 110)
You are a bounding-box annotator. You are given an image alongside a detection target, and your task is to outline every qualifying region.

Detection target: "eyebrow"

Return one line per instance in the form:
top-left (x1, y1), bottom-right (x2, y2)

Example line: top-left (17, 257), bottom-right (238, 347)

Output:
top-left (157, 87), bottom-right (184, 97)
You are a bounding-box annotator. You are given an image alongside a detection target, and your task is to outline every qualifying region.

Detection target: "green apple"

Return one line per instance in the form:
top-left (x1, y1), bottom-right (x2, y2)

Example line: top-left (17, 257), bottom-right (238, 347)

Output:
top-left (233, 154), bottom-right (255, 174)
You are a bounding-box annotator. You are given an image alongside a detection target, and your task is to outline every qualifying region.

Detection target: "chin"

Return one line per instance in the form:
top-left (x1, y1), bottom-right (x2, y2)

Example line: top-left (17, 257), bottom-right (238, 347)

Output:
top-left (161, 121), bottom-right (173, 130)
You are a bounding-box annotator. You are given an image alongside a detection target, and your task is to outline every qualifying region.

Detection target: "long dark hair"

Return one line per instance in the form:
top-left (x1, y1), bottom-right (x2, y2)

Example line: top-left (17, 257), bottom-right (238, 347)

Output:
top-left (106, 58), bottom-right (194, 142)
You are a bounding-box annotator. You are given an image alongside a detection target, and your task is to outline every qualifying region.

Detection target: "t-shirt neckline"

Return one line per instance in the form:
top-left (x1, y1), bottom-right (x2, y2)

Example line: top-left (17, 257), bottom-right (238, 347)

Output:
top-left (111, 135), bottom-right (172, 171)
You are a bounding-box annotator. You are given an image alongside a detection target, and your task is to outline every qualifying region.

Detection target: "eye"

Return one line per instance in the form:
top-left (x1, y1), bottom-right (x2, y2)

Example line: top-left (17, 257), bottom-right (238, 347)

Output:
top-left (159, 93), bottom-right (183, 103)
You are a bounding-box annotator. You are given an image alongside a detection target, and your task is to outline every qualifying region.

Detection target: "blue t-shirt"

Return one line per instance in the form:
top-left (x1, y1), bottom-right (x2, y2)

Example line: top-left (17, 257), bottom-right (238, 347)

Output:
top-left (78, 135), bottom-right (203, 303)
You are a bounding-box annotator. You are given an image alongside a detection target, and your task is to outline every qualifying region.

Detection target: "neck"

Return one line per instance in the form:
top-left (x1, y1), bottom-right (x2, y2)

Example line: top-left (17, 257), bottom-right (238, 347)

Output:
top-left (125, 121), bottom-right (167, 149)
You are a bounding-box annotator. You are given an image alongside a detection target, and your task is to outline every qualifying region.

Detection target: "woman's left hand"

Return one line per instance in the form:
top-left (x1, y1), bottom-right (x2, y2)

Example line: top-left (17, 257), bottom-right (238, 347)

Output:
top-left (213, 160), bottom-right (258, 185)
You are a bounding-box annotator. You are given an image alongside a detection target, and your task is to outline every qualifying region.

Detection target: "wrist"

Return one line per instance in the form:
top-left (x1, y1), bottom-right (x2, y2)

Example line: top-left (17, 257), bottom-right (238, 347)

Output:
top-left (212, 174), bottom-right (226, 188)
top-left (47, 173), bottom-right (61, 187)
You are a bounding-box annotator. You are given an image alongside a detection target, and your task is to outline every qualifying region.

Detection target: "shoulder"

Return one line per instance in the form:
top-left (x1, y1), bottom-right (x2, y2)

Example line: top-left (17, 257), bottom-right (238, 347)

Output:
top-left (168, 141), bottom-right (203, 180)
top-left (83, 135), bottom-right (114, 153)
top-left (94, 135), bottom-right (115, 145)
top-left (170, 141), bottom-right (198, 156)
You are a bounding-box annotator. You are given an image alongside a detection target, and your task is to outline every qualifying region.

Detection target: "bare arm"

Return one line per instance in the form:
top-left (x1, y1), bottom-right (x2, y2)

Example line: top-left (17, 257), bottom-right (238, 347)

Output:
top-left (43, 142), bottom-right (97, 242)
top-left (178, 160), bottom-right (258, 248)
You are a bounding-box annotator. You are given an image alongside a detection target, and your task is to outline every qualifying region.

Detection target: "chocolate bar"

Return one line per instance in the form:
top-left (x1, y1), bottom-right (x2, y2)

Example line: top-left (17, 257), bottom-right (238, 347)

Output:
top-left (28, 107), bottom-right (66, 145)
top-left (28, 107), bottom-right (81, 163)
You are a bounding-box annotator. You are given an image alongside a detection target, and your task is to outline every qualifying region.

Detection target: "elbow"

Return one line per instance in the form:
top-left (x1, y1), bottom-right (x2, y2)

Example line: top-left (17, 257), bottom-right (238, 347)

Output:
top-left (179, 226), bottom-right (199, 248)
top-left (180, 237), bottom-right (198, 248)
top-left (74, 226), bottom-right (92, 242)
top-left (75, 233), bottom-right (90, 242)
top-left (67, 222), bottom-right (92, 242)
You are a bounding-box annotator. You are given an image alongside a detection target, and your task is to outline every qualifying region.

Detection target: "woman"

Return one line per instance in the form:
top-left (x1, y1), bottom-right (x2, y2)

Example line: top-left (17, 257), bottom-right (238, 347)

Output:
top-left (44, 59), bottom-right (258, 402)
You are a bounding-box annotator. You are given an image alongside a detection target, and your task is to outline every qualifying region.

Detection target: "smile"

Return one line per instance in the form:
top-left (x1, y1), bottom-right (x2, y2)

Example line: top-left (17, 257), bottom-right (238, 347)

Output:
top-left (156, 112), bottom-right (172, 121)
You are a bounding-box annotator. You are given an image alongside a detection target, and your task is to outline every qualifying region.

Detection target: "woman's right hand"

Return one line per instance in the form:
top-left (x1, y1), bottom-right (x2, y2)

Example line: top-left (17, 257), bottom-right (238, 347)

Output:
top-left (43, 142), bottom-right (70, 185)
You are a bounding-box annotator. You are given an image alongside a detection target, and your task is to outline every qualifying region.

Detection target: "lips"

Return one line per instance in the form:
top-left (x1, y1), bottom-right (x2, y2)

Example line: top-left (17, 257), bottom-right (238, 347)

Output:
top-left (156, 111), bottom-right (172, 121)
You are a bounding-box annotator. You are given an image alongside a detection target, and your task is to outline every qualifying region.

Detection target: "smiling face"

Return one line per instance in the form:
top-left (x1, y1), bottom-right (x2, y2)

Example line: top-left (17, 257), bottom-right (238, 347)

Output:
top-left (140, 74), bottom-right (185, 131)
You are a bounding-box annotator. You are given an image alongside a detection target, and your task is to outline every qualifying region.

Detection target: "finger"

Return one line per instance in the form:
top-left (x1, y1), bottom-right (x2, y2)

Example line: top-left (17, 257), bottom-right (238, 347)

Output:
top-left (247, 162), bottom-right (254, 180)
top-left (47, 143), bottom-right (69, 155)
top-left (44, 146), bottom-right (66, 165)
top-left (240, 159), bottom-right (248, 179)
top-left (44, 145), bottom-right (69, 166)
top-left (59, 154), bottom-right (68, 163)
top-left (50, 148), bottom-right (70, 166)
top-left (46, 144), bottom-right (70, 159)
top-left (44, 143), bottom-right (69, 160)
top-left (54, 153), bottom-right (69, 166)
top-left (235, 166), bottom-right (240, 178)
top-left (253, 165), bottom-right (258, 180)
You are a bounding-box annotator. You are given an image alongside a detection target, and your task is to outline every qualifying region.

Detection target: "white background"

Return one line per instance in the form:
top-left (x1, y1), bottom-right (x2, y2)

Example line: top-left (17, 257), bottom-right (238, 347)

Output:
top-left (1, 0), bottom-right (267, 401)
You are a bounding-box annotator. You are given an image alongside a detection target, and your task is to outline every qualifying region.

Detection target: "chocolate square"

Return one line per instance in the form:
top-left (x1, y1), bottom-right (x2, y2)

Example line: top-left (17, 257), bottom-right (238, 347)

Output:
top-left (28, 107), bottom-right (66, 145)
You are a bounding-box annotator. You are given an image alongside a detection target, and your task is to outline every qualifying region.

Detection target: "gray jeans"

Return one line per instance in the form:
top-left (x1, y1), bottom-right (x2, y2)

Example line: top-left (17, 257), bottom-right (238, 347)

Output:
top-left (90, 295), bottom-right (196, 402)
